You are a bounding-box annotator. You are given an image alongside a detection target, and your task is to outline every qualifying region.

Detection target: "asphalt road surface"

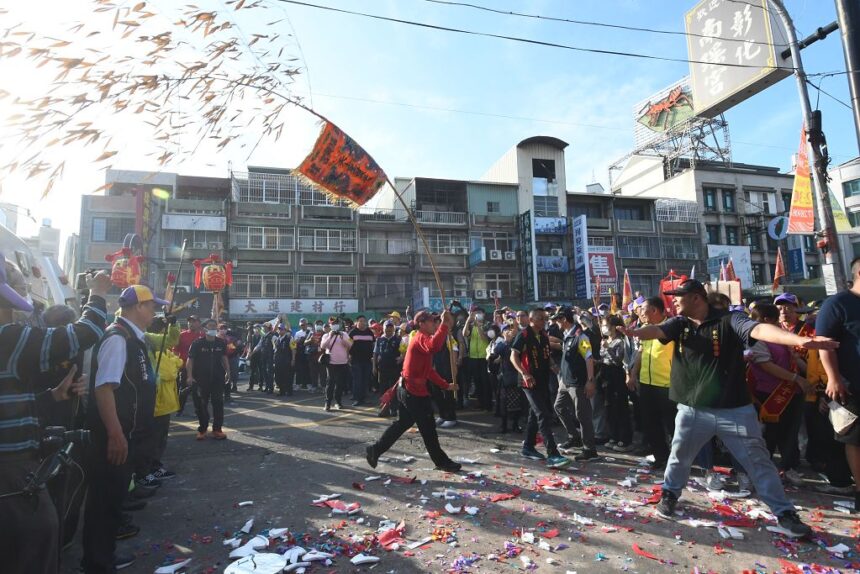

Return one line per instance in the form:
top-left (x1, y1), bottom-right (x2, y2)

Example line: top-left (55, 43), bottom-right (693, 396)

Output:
top-left (61, 379), bottom-right (858, 573)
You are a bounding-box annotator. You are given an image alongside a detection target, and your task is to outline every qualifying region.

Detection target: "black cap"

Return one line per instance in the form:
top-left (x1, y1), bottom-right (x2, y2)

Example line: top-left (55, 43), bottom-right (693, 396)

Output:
top-left (551, 307), bottom-right (575, 323)
top-left (663, 279), bottom-right (707, 297)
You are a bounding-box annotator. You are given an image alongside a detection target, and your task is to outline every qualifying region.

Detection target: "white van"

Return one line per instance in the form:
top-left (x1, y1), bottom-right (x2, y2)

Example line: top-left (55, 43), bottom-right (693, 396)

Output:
top-left (0, 222), bottom-right (76, 311)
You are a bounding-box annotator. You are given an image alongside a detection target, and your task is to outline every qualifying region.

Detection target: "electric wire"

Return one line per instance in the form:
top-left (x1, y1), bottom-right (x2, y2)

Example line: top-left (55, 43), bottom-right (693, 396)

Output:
top-left (275, 0), bottom-right (799, 71)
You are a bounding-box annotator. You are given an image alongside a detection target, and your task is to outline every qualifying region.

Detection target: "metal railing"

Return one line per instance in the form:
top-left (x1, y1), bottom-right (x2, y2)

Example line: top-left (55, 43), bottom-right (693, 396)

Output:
top-left (415, 210), bottom-right (468, 225)
top-left (361, 238), bottom-right (416, 255)
top-left (358, 207), bottom-right (409, 222)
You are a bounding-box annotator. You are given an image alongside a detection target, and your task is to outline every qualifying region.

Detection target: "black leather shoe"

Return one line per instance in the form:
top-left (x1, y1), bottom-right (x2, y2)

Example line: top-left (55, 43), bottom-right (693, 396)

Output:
top-left (366, 445), bottom-right (379, 469)
top-left (435, 460), bottom-right (462, 473)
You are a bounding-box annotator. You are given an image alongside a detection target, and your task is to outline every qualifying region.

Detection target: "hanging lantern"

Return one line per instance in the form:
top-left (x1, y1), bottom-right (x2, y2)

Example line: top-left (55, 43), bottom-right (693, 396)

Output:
top-left (105, 247), bottom-right (144, 289)
top-left (193, 254), bottom-right (233, 319)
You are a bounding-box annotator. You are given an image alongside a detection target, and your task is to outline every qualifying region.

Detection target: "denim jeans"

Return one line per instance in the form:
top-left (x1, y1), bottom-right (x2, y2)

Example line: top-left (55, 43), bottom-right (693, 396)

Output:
top-left (663, 404), bottom-right (794, 515)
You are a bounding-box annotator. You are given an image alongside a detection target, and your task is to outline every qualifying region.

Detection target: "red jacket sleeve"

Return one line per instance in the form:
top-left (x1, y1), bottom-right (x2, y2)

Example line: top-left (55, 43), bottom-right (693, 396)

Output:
top-left (418, 324), bottom-right (448, 355)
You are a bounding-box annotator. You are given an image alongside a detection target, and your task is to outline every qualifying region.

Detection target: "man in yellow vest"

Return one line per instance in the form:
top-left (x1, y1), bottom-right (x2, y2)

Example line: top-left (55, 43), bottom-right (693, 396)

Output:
top-left (627, 297), bottom-right (675, 470)
top-left (462, 306), bottom-right (491, 411)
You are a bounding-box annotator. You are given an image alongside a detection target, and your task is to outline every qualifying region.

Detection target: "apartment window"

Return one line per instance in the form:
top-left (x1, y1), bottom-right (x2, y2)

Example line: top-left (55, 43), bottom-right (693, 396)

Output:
top-left (762, 193), bottom-right (771, 214)
top-left (534, 196), bottom-right (559, 217)
top-left (297, 274), bottom-right (357, 298)
top-left (362, 231), bottom-right (414, 255)
top-left (703, 188), bottom-right (717, 212)
top-left (427, 232), bottom-right (469, 254)
top-left (803, 235), bottom-right (815, 252)
top-left (616, 236), bottom-right (660, 258)
top-left (725, 226), bottom-right (739, 245)
top-left (781, 191), bottom-right (792, 212)
top-left (472, 273), bottom-right (514, 296)
top-left (536, 236), bottom-right (564, 256)
top-left (849, 210), bottom-right (860, 228)
top-left (706, 224), bottom-right (721, 244)
top-left (722, 190), bottom-right (736, 213)
top-left (748, 230), bottom-right (761, 251)
top-left (91, 217), bottom-right (135, 243)
top-left (844, 180), bottom-right (860, 198)
top-left (297, 228), bottom-right (356, 252)
top-left (231, 225), bottom-right (294, 250)
top-left (629, 274), bottom-right (661, 295)
top-left (471, 231), bottom-right (513, 252)
top-left (752, 264), bottom-right (765, 285)
top-left (614, 205), bottom-right (644, 220)
top-left (364, 275), bottom-right (412, 299)
top-left (587, 236), bottom-right (614, 247)
top-left (231, 274), bottom-right (294, 298)
top-left (662, 237), bottom-right (700, 259)
top-left (538, 273), bottom-right (566, 298)
top-left (807, 265), bottom-right (820, 279)
top-left (164, 230), bottom-right (225, 250)
top-left (570, 203), bottom-right (603, 219)
top-left (487, 201), bottom-right (500, 214)
top-left (532, 159), bottom-right (556, 182)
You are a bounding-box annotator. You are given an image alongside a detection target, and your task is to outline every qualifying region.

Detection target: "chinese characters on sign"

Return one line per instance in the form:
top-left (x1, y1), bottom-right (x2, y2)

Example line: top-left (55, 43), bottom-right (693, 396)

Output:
top-left (572, 215), bottom-right (590, 299)
top-left (229, 299), bottom-right (359, 317)
top-left (587, 245), bottom-right (618, 295)
top-left (519, 211), bottom-right (538, 302)
top-left (686, 0), bottom-right (791, 118)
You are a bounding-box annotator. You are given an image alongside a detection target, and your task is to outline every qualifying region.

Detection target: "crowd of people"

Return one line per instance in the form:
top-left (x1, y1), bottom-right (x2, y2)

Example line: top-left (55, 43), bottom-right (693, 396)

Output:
top-left (3, 248), bottom-right (860, 574)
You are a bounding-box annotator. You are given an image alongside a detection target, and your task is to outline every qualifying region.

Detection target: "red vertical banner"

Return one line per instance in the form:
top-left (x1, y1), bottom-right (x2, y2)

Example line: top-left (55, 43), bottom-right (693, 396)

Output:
top-left (772, 247), bottom-right (786, 294)
top-left (787, 128), bottom-right (815, 234)
top-left (621, 269), bottom-right (633, 310)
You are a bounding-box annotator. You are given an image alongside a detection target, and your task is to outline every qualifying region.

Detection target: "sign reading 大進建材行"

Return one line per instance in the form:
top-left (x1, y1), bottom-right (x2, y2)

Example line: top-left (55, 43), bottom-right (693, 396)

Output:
top-left (686, 0), bottom-right (793, 119)
top-left (229, 299), bottom-right (358, 317)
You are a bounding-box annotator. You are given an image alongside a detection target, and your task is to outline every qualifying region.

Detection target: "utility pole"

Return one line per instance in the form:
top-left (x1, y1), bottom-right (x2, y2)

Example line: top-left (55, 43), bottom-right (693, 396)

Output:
top-left (769, 0), bottom-right (847, 294)
top-left (836, 0), bottom-right (860, 152)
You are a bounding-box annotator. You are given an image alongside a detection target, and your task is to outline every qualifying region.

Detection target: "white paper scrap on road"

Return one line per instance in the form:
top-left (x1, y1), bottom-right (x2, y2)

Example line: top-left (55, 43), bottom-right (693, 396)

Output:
top-left (455, 457), bottom-right (480, 464)
top-left (229, 535), bottom-right (269, 559)
top-left (406, 536), bottom-right (433, 549)
top-left (283, 562), bottom-right (311, 572)
top-left (301, 550), bottom-right (334, 562)
top-left (154, 558), bottom-right (191, 574)
top-left (572, 513), bottom-right (593, 525)
top-left (240, 519), bottom-right (254, 534)
top-left (521, 532), bottom-right (536, 544)
top-left (311, 494), bottom-right (341, 504)
top-left (238, 501), bottom-right (254, 507)
top-left (826, 543), bottom-right (851, 557)
top-left (224, 553), bottom-right (287, 574)
top-left (445, 503), bottom-right (462, 514)
top-left (268, 528), bottom-right (289, 539)
top-left (350, 553), bottom-right (380, 565)
top-left (765, 525), bottom-right (804, 538)
top-left (364, 476), bottom-right (381, 481)
top-left (464, 506), bottom-right (479, 515)
top-left (282, 547), bottom-right (307, 564)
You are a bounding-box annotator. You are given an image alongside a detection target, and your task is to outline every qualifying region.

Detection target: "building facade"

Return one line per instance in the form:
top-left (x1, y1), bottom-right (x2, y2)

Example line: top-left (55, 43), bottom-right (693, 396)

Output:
top-left (613, 155), bottom-right (825, 294)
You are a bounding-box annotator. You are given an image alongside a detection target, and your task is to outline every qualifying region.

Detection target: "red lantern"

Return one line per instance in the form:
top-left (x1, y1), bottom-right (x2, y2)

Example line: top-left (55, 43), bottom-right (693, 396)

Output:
top-left (105, 247), bottom-right (144, 289)
top-left (193, 254), bottom-right (233, 319)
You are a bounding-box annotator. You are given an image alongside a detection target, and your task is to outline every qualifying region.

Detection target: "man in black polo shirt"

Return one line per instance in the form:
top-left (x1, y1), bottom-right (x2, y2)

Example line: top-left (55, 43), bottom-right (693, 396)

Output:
top-left (624, 279), bottom-right (837, 537)
top-left (187, 319), bottom-right (231, 440)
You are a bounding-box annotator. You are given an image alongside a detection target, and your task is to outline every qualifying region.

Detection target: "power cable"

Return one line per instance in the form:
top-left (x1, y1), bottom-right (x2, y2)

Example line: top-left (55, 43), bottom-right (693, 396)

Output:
top-left (275, 0), bottom-right (798, 71)
top-left (806, 79), bottom-right (853, 111)
top-left (423, 0), bottom-right (788, 48)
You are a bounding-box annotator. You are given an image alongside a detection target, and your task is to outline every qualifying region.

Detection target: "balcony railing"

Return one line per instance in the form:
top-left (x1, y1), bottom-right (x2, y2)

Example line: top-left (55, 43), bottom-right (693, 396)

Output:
top-left (415, 210), bottom-right (468, 225)
top-left (358, 207), bottom-right (409, 222)
top-left (361, 238), bottom-right (416, 255)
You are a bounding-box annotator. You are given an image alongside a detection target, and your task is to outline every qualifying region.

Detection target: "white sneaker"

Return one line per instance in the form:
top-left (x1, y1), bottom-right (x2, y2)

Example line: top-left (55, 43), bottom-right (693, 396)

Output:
top-left (435, 418), bottom-right (445, 426)
top-left (704, 471), bottom-right (724, 492)
top-left (783, 469), bottom-right (804, 486)
top-left (440, 420), bottom-right (458, 428)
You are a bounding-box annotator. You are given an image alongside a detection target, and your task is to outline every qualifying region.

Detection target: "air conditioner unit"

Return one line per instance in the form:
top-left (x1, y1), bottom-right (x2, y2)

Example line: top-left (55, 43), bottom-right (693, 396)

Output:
top-left (474, 289), bottom-right (488, 299)
top-left (444, 247), bottom-right (457, 255)
top-left (454, 276), bottom-right (468, 286)
top-left (504, 251), bottom-right (516, 260)
top-left (192, 242), bottom-right (206, 249)
top-left (489, 249), bottom-right (502, 260)
top-left (456, 247), bottom-right (469, 255)
top-left (489, 289), bottom-right (503, 299)
top-left (550, 248), bottom-right (564, 257)
top-left (454, 288), bottom-right (468, 298)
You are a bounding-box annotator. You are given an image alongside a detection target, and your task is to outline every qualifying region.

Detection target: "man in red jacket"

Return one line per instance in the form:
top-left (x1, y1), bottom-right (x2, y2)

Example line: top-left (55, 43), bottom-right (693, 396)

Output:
top-left (366, 309), bottom-right (461, 472)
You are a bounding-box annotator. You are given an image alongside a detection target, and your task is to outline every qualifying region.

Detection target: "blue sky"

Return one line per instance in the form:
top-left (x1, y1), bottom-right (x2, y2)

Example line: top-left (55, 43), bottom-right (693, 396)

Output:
top-left (258, 0), bottom-right (853, 190)
top-left (1, 0), bottom-right (853, 241)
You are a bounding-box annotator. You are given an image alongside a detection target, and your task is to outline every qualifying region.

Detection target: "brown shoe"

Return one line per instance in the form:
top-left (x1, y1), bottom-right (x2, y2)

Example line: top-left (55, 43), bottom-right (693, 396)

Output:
top-left (196, 431), bottom-right (207, 441)
top-left (210, 430), bottom-right (227, 440)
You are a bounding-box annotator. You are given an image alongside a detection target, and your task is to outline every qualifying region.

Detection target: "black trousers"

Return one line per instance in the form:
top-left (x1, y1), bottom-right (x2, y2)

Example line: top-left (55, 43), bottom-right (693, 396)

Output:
top-left (523, 382), bottom-right (560, 457)
top-left (275, 360), bottom-right (293, 395)
top-left (261, 354), bottom-right (274, 391)
top-left (756, 391), bottom-right (804, 471)
top-left (466, 358), bottom-right (492, 410)
top-left (248, 353), bottom-right (260, 389)
top-left (196, 379), bottom-right (225, 432)
top-left (373, 386), bottom-right (453, 467)
top-left (639, 384), bottom-right (676, 465)
top-left (177, 368), bottom-right (195, 415)
top-left (603, 365), bottom-right (632, 444)
top-left (430, 381), bottom-right (457, 421)
top-left (135, 414), bottom-right (170, 475)
top-left (0, 454), bottom-right (59, 574)
top-left (325, 363), bottom-right (349, 405)
top-left (82, 435), bottom-right (134, 574)
top-left (294, 356), bottom-right (310, 388)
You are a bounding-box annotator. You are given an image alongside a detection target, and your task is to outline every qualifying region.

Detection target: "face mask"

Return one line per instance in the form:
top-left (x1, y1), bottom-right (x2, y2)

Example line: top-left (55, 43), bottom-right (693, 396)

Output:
top-left (315, 325), bottom-right (324, 332)
top-left (475, 314), bottom-right (484, 322)
top-left (331, 324), bottom-right (341, 332)
top-left (601, 326), bottom-right (610, 336)
top-left (206, 329), bottom-right (217, 337)
top-left (487, 329), bottom-right (497, 339)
